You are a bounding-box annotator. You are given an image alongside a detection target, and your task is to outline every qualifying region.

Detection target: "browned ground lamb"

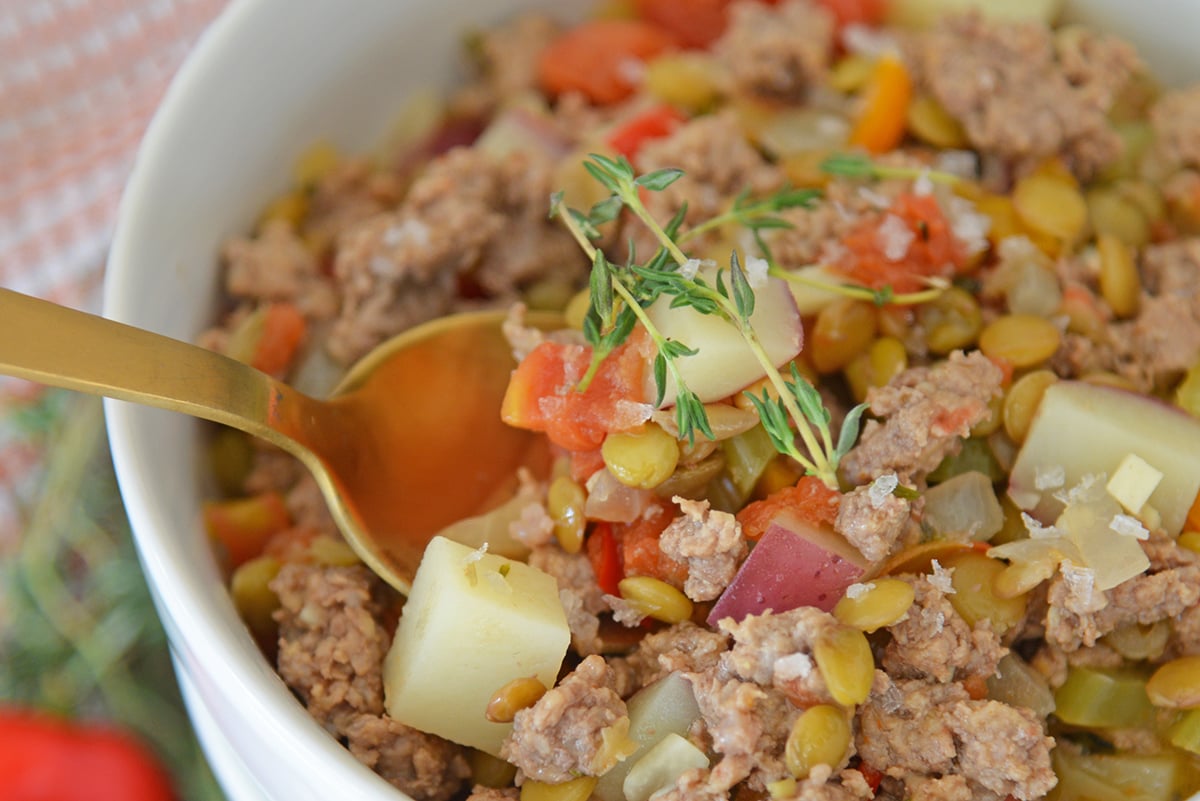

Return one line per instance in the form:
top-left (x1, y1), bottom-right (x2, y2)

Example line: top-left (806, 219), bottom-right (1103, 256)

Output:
top-left (328, 145), bottom-right (584, 364)
top-left (857, 676), bottom-right (1055, 801)
top-left (840, 350), bottom-right (1004, 485)
top-left (909, 11), bottom-right (1140, 182)
top-left (271, 564), bottom-right (470, 800)
top-left (714, 0), bottom-right (835, 103)
top-left (834, 477), bottom-right (914, 562)
top-left (659, 497), bottom-right (748, 601)
top-left (718, 606), bottom-right (838, 705)
top-left (499, 654), bottom-right (630, 783)
top-left (882, 574), bottom-right (1007, 685)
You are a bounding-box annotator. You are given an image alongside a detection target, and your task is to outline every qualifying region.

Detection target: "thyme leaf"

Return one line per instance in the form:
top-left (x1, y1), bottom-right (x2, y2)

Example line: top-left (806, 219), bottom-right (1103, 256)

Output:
top-left (552, 155), bottom-right (859, 485)
top-left (820, 152), bottom-right (961, 185)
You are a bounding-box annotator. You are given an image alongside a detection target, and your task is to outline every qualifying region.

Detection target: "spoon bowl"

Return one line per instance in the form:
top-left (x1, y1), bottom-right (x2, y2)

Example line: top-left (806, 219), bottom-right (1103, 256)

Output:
top-left (0, 287), bottom-right (558, 592)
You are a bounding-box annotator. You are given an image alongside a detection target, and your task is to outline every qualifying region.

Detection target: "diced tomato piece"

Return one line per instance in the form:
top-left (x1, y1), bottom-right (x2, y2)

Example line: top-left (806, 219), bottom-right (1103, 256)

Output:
top-left (736, 476), bottom-right (841, 541)
top-left (617, 501), bottom-right (688, 587)
top-left (501, 332), bottom-right (651, 452)
top-left (569, 448), bottom-right (607, 483)
top-left (538, 20), bottom-right (676, 105)
top-left (204, 492), bottom-right (292, 567)
top-left (857, 762), bottom-right (884, 792)
top-left (587, 522), bottom-right (624, 596)
top-left (633, 0), bottom-right (783, 48)
top-left (834, 192), bottom-right (965, 294)
top-left (605, 104), bottom-right (687, 162)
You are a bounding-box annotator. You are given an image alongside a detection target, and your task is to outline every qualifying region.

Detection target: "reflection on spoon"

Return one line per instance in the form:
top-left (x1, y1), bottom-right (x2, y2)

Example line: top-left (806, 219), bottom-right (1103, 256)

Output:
top-left (0, 288), bottom-right (559, 594)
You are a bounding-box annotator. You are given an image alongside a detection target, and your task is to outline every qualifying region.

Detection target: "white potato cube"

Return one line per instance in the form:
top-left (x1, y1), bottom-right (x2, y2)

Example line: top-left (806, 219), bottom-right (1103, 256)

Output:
top-left (645, 264), bottom-right (802, 406)
top-left (1009, 381), bottom-right (1200, 535)
top-left (1106, 453), bottom-right (1164, 515)
top-left (383, 536), bottom-right (569, 755)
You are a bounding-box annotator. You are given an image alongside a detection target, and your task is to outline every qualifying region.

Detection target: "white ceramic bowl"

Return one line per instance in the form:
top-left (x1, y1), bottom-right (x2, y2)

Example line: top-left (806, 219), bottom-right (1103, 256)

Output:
top-left (105, 2), bottom-right (1200, 800)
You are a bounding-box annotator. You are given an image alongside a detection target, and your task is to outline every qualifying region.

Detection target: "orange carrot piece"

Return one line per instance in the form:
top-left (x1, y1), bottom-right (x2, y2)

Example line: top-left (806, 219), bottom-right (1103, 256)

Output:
top-left (204, 491), bottom-right (292, 568)
top-left (252, 302), bottom-right (307, 376)
top-left (848, 53), bottom-right (913, 154)
top-left (538, 19), bottom-right (675, 105)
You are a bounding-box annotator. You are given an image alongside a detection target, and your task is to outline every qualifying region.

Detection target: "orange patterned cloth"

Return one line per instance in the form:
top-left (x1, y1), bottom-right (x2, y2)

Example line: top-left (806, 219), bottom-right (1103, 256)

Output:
top-left (0, 0), bottom-right (228, 545)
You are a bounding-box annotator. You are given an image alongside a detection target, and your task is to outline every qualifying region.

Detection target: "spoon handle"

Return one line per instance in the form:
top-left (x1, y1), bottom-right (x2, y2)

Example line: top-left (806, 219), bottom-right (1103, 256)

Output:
top-left (0, 288), bottom-right (316, 452)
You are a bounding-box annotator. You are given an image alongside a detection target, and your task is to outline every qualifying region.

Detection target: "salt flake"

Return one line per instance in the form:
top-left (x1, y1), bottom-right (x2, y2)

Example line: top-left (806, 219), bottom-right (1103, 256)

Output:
top-left (929, 559), bottom-right (955, 594)
top-left (868, 473), bottom-right (899, 509)
top-left (680, 258), bottom-right (703, 280)
top-left (383, 218), bottom-right (430, 249)
top-left (877, 213), bottom-right (915, 261)
top-left (1034, 464), bottom-right (1066, 491)
top-left (1110, 513), bottom-right (1150, 540)
top-left (745, 255), bottom-right (770, 289)
top-left (1022, 512), bottom-right (1060, 539)
top-left (846, 582), bottom-right (876, 600)
top-left (774, 652), bottom-right (815, 681)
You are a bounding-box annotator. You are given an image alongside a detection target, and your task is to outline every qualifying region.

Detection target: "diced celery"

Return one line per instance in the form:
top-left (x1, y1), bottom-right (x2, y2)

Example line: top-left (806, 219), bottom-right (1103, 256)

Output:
top-left (1054, 667), bottom-right (1154, 729)
top-left (722, 424), bottom-right (778, 504)
top-left (928, 437), bottom-right (1004, 484)
top-left (1050, 747), bottom-right (1188, 801)
top-left (592, 672), bottom-right (702, 801)
top-left (1167, 708), bottom-right (1200, 755)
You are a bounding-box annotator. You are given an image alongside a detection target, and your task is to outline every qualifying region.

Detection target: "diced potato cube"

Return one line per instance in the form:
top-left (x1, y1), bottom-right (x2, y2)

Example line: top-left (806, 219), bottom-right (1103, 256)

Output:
top-left (1009, 381), bottom-right (1200, 535)
top-left (383, 536), bottom-right (569, 755)
top-left (1106, 453), bottom-right (1164, 514)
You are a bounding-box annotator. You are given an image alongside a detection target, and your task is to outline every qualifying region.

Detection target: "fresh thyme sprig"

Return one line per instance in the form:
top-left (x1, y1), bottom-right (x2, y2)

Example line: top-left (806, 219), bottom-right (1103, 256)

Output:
top-left (553, 153), bottom-right (867, 487)
top-left (820, 152), bottom-right (961, 185)
top-left (678, 186), bottom-right (821, 245)
top-left (769, 263), bottom-right (949, 307)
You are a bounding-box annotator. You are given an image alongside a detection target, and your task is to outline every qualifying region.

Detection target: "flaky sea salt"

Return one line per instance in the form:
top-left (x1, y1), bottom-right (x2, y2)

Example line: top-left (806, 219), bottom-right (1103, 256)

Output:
top-left (845, 582), bottom-right (876, 600)
top-left (1060, 562), bottom-right (1097, 611)
top-left (929, 559), bottom-right (956, 594)
top-left (383, 217), bottom-right (430, 249)
top-left (1035, 464), bottom-right (1066, 491)
top-left (745, 255), bottom-right (770, 288)
top-left (867, 473), bottom-right (899, 509)
top-left (841, 24), bottom-right (898, 57)
top-left (945, 195), bottom-right (991, 257)
top-left (912, 170), bottom-right (934, 197)
top-left (680, 258), bottom-right (704, 280)
top-left (774, 652), bottom-right (815, 681)
top-left (857, 186), bottom-right (891, 210)
top-left (369, 255), bottom-right (394, 276)
top-left (1110, 513), bottom-right (1150, 540)
top-left (1054, 473), bottom-right (1105, 506)
top-left (1023, 512), bottom-right (1059, 539)
top-left (877, 213), bottom-right (915, 261)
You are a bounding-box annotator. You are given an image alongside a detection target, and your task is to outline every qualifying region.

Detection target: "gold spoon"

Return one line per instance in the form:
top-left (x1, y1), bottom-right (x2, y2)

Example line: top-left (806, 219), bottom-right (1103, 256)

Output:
top-left (0, 288), bottom-right (558, 593)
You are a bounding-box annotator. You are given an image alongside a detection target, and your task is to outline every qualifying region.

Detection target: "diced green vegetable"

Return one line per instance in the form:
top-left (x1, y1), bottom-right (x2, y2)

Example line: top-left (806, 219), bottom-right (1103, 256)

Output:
top-left (1054, 667), bottom-right (1154, 729)
top-left (722, 424), bottom-right (778, 504)
top-left (1050, 747), bottom-right (1190, 801)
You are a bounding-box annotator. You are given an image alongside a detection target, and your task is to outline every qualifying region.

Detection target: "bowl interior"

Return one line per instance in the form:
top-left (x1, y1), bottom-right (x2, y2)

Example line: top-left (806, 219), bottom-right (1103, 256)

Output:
top-left (104, 1), bottom-right (1200, 799)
